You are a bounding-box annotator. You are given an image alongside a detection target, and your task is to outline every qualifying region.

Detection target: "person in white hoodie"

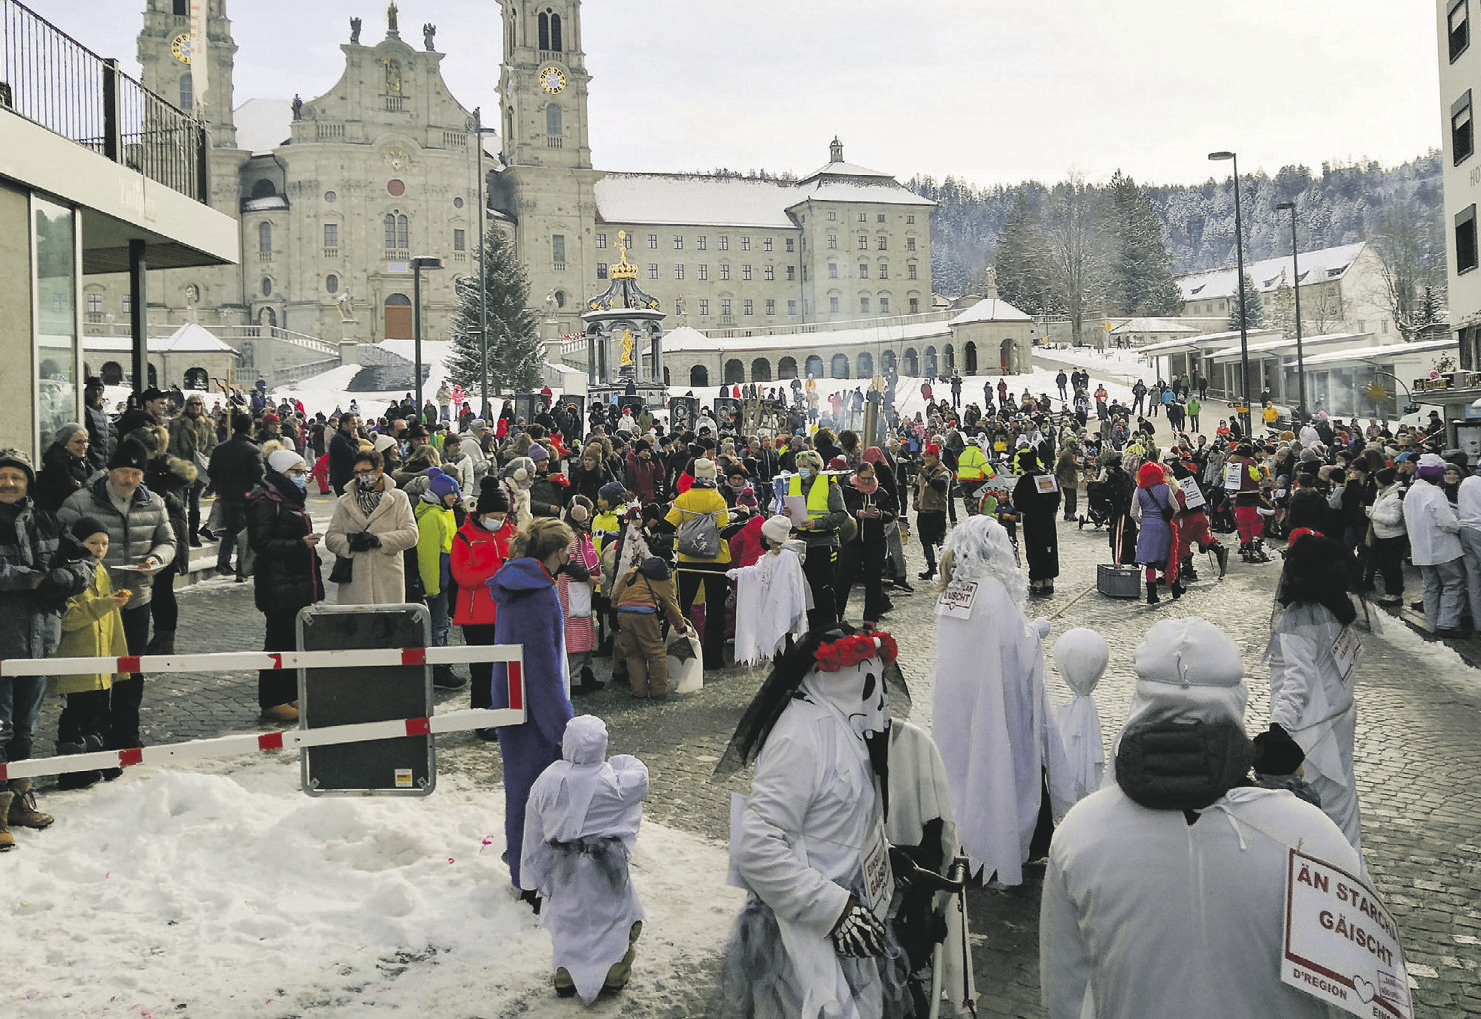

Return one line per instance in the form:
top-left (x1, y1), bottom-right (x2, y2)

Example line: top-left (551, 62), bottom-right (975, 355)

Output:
top-left (1040, 617), bottom-right (1365, 1019)
top-left (1404, 452), bottom-right (1466, 636)
top-left (1364, 465), bottom-right (1407, 605)
top-left (1454, 455), bottom-right (1481, 626)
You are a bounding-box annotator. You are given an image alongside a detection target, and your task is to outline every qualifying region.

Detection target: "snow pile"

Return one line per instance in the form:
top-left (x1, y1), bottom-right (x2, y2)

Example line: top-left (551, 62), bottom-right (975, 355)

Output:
top-left (9, 755), bottom-right (741, 1016)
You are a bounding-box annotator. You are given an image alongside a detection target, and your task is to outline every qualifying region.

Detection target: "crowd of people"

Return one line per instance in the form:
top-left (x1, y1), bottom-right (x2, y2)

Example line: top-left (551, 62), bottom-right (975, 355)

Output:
top-left (1, 364), bottom-right (1434, 1016)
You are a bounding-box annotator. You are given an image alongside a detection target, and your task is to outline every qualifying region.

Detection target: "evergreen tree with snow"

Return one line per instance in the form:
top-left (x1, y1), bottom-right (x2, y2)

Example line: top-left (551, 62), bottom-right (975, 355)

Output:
top-left (993, 188), bottom-right (1058, 318)
top-left (1226, 272), bottom-right (1265, 331)
top-left (1104, 170), bottom-right (1181, 316)
top-left (447, 229), bottom-right (543, 395)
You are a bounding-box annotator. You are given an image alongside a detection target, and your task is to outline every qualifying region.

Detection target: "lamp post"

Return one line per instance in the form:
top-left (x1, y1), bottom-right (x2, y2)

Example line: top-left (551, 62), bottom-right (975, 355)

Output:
top-left (468, 108), bottom-right (498, 416)
top-left (1275, 201), bottom-right (1306, 423)
top-left (411, 256), bottom-right (443, 417)
top-left (1209, 151), bottom-right (1252, 435)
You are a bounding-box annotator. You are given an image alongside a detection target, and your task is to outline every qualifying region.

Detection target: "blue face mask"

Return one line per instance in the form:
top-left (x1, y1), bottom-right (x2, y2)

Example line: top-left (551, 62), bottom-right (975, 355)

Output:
top-left (798, 468), bottom-right (813, 481)
top-left (290, 475), bottom-right (308, 493)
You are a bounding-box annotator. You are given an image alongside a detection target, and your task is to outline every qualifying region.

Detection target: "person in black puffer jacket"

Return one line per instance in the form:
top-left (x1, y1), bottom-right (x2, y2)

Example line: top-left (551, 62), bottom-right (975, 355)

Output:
top-left (207, 412), bottom-right (265, 577)
top-left (34, 422), bottom-right (95, 513)
top-left (246, 450), bottom-right (325, 722)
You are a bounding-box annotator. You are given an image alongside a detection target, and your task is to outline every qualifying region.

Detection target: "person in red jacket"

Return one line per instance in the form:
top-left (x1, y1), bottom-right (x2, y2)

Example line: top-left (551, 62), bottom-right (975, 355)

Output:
top-left (452, 476), bottom-right (518, 722)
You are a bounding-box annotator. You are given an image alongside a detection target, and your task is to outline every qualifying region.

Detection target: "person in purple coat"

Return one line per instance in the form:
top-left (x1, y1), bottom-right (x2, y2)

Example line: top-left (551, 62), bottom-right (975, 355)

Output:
top-left (490, 517), bottom-right (576, 909)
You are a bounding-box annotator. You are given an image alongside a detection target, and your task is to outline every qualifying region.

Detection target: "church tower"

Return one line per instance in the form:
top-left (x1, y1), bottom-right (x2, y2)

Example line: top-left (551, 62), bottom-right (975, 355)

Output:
top-left (497, 0), bottom-right (592, 170)
top-left (137, 0), bottom-right (239, 150)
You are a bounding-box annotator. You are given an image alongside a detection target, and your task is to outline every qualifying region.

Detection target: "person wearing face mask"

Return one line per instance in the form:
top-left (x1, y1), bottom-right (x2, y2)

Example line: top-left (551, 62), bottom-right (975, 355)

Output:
top-left (453, 477), bottom-right (518, 723)
top-left (245, 450), bottom-right (324, 723)
top-left (837, 463), bottom-right (897, 629)
top-left (323, 450), bottom-right (419, 606)
top-left (784, 449), bottom-right (849, 630)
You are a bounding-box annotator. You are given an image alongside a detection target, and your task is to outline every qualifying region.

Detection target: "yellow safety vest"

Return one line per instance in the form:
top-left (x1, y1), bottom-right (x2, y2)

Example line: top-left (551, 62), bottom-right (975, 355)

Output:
top-left (787, 474), bottom-right (834, 521)
top-left (957, 444), bottom-right (991, 481)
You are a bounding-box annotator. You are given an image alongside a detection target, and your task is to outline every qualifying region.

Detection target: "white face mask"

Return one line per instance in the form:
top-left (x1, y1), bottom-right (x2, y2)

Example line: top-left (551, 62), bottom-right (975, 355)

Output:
top-left (479, 515), bottom-right (505, 531)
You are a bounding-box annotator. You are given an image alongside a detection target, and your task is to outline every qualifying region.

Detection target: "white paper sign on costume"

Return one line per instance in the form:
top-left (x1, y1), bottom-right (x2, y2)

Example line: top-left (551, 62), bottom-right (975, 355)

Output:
top-left (1178, 475), bottom-right (1206, 509)
top-left (1223, 461), bottom-right (1244, 491)
top-left (1034, 474), bottom-right (1059, 494)
top-left (936, 581), bottom-right (979, 620)
top-left (1282, 849), bottom-right (1413, 1019)
top-left (1331, 626), bottom-right (1362, 684)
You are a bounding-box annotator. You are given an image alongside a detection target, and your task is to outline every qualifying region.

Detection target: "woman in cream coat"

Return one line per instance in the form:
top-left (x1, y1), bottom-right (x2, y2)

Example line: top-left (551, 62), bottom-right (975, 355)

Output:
top-left (323, 449), bottom-right (419, 604)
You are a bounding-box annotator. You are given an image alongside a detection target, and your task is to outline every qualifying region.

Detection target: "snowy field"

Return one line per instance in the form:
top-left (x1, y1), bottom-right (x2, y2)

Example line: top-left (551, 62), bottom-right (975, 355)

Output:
top-left (10, 753), bottom-right (742, 1017)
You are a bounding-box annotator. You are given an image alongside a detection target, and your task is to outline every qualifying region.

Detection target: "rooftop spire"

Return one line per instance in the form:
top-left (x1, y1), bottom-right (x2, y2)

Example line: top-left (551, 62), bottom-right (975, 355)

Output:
top-left (830, 136), bottom-right (843, 163)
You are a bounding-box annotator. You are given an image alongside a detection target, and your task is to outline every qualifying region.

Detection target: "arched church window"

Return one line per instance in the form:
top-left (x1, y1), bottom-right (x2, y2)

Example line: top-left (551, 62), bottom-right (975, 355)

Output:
top-left (179, 72), bottom-right (192, 111)
top-left (550, 12), bottom-right (562, 51)
top-left (546, 103), bottom-right (562, 136)
top-left (258, 221), bottom-right (271, 254)
top-left (173, 0), bottom-right (188, 17)
top-left (251, 179), bottom-right (276, 199)
top-left (384, 213), bottom-right (409, 250)
top-left (538, 11), bottom-right (549, 50)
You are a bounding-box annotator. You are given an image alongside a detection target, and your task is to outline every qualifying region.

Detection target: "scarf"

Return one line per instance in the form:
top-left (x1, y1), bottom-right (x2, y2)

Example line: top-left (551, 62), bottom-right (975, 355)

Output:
top-left (354, 476), bottom-right (385, 518)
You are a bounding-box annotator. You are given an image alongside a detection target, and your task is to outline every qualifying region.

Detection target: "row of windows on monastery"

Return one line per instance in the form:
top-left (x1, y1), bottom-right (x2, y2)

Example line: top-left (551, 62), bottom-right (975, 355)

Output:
top-left (595, 261), bottom-right (920, 282)
top-left (683, 294), bottom-right (921, 319)
top-left (596, 230), bottom-right (919, 252)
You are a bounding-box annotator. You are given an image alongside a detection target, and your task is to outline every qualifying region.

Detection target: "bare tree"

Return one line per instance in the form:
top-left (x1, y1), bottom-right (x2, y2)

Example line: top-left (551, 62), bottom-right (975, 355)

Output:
top-left (1044, 172), bottom-right (1106, 347)
top-left (1369, 205), bottom-right (1446, 340)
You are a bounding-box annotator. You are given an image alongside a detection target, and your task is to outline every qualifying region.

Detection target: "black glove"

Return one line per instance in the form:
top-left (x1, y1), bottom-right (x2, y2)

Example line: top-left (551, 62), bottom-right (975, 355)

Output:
top-left (561, 560), bottom-right (591, 582)
top-left (828, 896), bottom-right (887, 958)
top-left (348, 531), bottom-right (381, 552)
top-left (1252, 723), bottom-right (1304, 776)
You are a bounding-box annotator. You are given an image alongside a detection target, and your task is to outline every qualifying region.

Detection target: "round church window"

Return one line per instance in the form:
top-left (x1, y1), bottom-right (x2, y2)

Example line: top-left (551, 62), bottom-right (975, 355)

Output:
top-left (324, 190), bottom-right (337, 203)
top-left (453, 196), bottom-right (464, 209)
top-left (387, 179), bottom-right (405, 197)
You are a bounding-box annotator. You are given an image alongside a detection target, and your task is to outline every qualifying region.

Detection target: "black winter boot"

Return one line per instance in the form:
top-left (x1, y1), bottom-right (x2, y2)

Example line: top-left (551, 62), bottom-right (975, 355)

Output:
top-left (1146, 580), bottom-right (1160, 605)
top-left (1182, 557), bottom-right (1199, 581)
top-left (145, 629), bottom-right (176, 656)
top-left (1170, 576), bottom-right (1185, 600)
top-left (1214, 543), bottom-right (1229, 577)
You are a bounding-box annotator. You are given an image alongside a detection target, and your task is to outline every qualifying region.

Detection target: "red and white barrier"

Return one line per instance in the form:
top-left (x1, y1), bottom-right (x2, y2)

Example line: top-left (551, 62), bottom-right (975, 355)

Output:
top-left (0, 644), bottom-right (526, 783)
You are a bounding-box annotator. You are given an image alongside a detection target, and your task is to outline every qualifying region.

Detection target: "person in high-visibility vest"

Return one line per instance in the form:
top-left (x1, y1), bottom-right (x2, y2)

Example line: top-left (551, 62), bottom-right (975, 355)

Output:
top-left (955, 438), bottom-right (996, 516)
top-left (785, 450), bottom-right (848, 628)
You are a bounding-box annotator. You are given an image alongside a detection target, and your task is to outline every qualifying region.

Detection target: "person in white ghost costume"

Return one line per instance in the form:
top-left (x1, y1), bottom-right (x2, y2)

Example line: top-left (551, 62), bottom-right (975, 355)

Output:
top-left (521, 714), bottom-right (648, 1003)
top-left (930, 515), bottom-right (1074, 885)
top-left (1051, 628), bottom-right (1109, 806)
top-left (717, 623), bottom-right (910, 1019)
top-left (728, 514), bottom-right (811, 665)
top-left (1261, 531), bottom-right (1376, 855)
top-left (1039, 617), bottom-right (1364, 1019)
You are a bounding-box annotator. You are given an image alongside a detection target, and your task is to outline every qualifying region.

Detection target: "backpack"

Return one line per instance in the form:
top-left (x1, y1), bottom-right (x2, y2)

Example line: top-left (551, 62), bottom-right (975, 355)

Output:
top-left (675, 507), bottom-right (720, 559)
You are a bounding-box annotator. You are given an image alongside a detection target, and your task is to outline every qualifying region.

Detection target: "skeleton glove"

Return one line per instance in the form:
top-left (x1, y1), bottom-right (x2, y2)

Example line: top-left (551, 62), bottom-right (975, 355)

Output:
top-left (828, 896), bottom-right (887, 958)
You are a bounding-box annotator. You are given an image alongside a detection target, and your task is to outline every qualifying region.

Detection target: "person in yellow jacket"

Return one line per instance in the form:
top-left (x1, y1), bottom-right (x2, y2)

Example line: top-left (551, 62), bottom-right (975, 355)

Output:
top-left (1262, 402), bottom-right (1279, 431)
top-left (413, 468), bottom-right (467, 689)
top-left (52, 516), bottom-right (129, 791)
top-left (956, 438), bottom-right (996, 516)
top-left (782, 449), bottom-right (849, 627)
top-left (663, 458), bottom-right (732, 669)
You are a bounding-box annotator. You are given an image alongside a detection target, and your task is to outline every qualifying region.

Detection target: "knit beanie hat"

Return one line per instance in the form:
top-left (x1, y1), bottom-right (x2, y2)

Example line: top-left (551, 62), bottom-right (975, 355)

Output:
top-left (638, 556), bottom-right (671, 580)
top-left (0, 447), bottom-right (36, 484)
top-left (1417, 452), bottom-right (1446, 483)
top-left (528, 443), bottom-right (550, 463)
top-left (109, 438), bottom-right (149, 472)
top-left (267, 449), bottom-right (305, 474)
top-left (476, 476), bottom-right (509, 514)
top-left (70, 515), bottom-right (109, 542)
top-left (761, 514), bottom-right (793, 546)
top-left (736, 486), bottom-right (759, 509)
top-left (372, 433), bottom-right (399, 454)
top-left (598, 481), bottom-right (627, 505)
top-left (694, 458), bottom-right (718, 480)
top-left (426, 466), bottom-right (460, 499)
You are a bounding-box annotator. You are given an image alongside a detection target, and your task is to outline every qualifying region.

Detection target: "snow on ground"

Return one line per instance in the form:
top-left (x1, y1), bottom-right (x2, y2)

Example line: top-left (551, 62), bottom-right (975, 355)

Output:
top-left (10, 753), bottom-right (741, 1017)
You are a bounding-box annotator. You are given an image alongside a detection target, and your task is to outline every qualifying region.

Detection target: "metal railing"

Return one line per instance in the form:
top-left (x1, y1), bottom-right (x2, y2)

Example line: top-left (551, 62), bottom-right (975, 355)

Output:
top-left (1, 0), bottom-right (206, 202)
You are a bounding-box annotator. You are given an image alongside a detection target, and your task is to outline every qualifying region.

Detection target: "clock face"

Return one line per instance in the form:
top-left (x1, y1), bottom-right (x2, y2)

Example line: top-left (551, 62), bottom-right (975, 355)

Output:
top-left (538, 66), bottom-right (567, 95)
top-left (171, 32), bottom-right (193, 65)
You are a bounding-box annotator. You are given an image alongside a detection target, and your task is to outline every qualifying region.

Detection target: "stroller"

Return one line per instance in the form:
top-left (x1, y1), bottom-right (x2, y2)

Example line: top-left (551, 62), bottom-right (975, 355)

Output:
top-left (1079, 477), bottom-right (1115, 529)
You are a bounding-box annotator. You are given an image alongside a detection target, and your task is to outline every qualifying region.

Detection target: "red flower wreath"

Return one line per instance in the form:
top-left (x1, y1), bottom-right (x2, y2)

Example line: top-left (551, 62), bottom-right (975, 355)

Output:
top-left (813, 631), bottom-right (899, 672)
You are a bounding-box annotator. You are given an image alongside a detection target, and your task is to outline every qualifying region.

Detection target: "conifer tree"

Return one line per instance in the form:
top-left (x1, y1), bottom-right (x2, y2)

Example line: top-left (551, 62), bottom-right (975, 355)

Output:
top-left (1104, 170), bottom-right (1182, 315)
top-left (1226, 272), bottom-right (1266, 331)
top-left (446, 228), bottom-right (543, 395)
top-left (993, 188), bottom-right (1057, 318)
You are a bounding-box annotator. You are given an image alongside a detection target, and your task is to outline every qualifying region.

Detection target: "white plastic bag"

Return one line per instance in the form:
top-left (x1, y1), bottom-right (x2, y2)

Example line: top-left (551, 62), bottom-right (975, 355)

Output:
top-left (666, 629), bottom-right (704, 694)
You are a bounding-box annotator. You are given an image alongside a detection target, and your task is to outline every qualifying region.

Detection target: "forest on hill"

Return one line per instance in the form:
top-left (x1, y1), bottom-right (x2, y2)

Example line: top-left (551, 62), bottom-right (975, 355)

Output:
top-left (907, 151), bottom-right (1444, 299)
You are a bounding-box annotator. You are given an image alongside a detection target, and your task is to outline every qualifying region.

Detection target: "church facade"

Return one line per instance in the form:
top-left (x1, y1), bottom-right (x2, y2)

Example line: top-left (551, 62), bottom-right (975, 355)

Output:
top-left (91, 0), bottom-right (933, 383)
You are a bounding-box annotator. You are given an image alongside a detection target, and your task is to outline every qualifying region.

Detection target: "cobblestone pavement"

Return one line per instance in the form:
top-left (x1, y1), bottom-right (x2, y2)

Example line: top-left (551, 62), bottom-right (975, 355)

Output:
top-left (30, 483), bottom-right (1481, 1017)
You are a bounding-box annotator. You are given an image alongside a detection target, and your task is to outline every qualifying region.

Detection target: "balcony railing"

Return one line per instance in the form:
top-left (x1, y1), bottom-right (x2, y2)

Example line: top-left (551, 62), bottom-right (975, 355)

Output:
top-left (0, 0), bottom-right (207, 202)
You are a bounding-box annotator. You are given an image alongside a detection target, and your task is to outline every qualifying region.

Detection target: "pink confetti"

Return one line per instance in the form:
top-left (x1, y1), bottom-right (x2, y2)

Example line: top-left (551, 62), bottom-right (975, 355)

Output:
top-left (448, 857), bottom-right (455, 864)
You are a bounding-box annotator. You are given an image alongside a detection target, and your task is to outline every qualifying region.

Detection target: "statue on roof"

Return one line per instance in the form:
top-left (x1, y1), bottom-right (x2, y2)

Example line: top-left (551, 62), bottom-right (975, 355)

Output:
top-left (350, 16), bottom-right (361, 44)
top-left (386, 1), bottom-right (399, 37)
top-left (291, 93), bottom-right (302, 120)
top-left (423, 23), bottom-right (436, 50)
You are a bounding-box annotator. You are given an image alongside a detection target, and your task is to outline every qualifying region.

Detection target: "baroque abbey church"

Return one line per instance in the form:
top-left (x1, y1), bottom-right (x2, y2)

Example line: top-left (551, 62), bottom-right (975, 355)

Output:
top-left (98, 0), bottom-right (934, 366)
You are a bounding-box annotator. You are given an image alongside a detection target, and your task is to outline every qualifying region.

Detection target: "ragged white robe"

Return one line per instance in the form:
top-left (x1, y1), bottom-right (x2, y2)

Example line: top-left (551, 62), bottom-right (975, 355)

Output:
top-left (729, 545), bottom-right (810, 665)
top-left (931, 575), bottom-right (1073, 885)
top-left (521, 725), bottom-right (647, 1005)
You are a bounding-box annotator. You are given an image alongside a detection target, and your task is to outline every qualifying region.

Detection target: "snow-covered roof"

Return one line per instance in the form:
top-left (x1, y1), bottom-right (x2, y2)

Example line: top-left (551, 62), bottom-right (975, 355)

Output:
top-left (1136, 328), bottom-right (1281, 355)
top-left (242, 196), bottom-right (289, 212)
top-left (1297, 337), bottom-right (1459, 368)
top-left (785, 179), bottom-right (935, 208)
top-left (799, 158), bottom-right (894, 182)
top-left (1177, 242), bottom-right (1368, 302)
top-left (83, 323), bottom-right (239, 354)
top-left (663, 319), bottom-right (952, 354)
top-left (1108, 317), bottom-right (1197, 334)
top-left (948, 298), bottom-right (1032, 325)
top-left (595, 174), bottom-right (800, 229)
top-left (233, 98), bottom-right (293, 154)
top-left (1204, 331), bottom-right (1378, 363)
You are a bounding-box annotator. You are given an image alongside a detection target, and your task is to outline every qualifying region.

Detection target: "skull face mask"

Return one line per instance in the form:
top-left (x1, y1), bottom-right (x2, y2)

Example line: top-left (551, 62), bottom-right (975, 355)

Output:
top-left (802, 639), bottom-right (895, 816)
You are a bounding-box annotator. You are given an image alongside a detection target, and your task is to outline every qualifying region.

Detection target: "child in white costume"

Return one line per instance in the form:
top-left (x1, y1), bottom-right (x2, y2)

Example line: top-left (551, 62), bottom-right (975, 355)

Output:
top-left (521, 714), bottom-right (648, 1003)
top-left (1051, 628), bottom-right (1109, 804)
top-left (727, 514), bottom-right (811, 665)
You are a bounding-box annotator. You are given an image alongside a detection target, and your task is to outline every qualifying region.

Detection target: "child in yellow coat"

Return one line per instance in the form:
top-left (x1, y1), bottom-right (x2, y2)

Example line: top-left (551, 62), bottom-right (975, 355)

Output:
top-left (53, 516), bottom-right (129, 790)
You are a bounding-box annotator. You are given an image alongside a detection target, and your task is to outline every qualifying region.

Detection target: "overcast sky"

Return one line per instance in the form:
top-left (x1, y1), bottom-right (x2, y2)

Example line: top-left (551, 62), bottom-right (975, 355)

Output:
top-left (34, 0), bottom-right (1442, 188)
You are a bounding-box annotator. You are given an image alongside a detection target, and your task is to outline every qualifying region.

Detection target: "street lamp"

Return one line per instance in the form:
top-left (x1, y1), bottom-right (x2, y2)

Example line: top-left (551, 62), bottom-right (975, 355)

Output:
top-left (1275, 201), bottom-right (1306, 422)
top-left (468, 107), bottom-right (499, 417)
top-left (411, 255), bottom-right (443, 417)
top-left (1209, 151), bottom-right (1252, 435)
